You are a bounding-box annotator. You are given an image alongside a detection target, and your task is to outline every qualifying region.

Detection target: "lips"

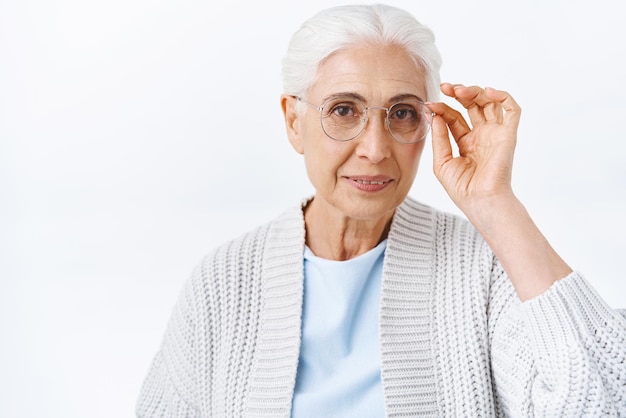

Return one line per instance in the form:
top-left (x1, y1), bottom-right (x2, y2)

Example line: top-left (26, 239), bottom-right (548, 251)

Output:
top-left (355, 179), bottom-right (387, 185)
top-left (345, 175), bottom-right (393, 192)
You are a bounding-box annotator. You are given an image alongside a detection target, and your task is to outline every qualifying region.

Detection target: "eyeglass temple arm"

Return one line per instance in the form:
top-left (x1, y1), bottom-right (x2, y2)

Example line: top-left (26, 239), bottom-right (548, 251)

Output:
top-left (293, 96), bottom-right (323, 112)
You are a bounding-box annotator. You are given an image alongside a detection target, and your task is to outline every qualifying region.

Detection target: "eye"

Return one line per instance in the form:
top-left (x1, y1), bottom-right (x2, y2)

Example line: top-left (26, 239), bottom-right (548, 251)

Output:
top-left (323, 100), bottom-right (361, 119)
top-left (389, 103), bottom-right (419, 121)
top-left (333, 104), bottom-right (354, 117)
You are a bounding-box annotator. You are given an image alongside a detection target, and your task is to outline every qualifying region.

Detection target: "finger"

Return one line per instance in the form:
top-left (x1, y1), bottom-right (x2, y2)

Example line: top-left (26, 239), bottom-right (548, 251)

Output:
top-left (478, 90), bottom-right (503, 123)
top-left (439, 82), bottom-right (458, 97)
top-left (455, 85), bottom-right (511, 124)
top-left (485, 87), bottom-right (521, 130)
top-left (441, 83), bottom-right (486, 124)
top-left (426, 101), bottom-right (471, 144)
top-left (430, 114), bottom-right (454, 176)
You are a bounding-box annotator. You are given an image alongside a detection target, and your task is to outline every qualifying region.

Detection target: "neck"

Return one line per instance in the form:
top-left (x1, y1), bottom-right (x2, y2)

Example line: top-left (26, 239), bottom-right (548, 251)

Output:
top-left (303, 197), bottom-right (393, 261)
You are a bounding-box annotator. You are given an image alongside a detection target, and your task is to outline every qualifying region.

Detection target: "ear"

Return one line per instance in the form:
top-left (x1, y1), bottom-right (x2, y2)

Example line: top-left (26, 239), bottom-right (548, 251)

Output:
top-left (281, 94), bottom-right (304, 154)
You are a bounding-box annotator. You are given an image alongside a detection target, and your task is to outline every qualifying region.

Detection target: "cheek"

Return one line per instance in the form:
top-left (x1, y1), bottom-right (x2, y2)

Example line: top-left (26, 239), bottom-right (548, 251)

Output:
top-left (301, 138), bottom-right (333, 184)
top-left (398, 141), bottom-right (426, 178)
top-left (302, 139), bottom-right (353, 186)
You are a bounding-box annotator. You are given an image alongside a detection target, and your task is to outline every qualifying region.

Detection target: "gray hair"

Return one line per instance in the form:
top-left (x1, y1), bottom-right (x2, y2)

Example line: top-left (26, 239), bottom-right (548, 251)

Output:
top-left (281, 4), bottom-right (442, 102)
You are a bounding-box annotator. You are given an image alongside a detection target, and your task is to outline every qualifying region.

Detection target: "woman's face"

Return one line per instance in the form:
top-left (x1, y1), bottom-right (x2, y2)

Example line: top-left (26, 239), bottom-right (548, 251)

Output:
top-left (283, 43), bottom-right (428, 223)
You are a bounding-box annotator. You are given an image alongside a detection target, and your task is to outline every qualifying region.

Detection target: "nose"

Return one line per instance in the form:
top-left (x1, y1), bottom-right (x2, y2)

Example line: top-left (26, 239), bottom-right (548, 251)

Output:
top-left (355, 109), bottom-right (392, 163)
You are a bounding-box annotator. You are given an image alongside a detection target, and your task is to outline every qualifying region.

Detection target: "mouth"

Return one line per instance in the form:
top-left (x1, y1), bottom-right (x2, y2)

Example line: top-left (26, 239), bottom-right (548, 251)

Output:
top-left (345, 175), bottom-right (394, 192)
top-left (354, 179), bottom-right (388, 185)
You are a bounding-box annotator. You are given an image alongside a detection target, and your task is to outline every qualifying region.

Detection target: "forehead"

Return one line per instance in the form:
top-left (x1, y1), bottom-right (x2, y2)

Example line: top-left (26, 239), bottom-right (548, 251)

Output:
top-left (309, 43), bottom-right (427, 103)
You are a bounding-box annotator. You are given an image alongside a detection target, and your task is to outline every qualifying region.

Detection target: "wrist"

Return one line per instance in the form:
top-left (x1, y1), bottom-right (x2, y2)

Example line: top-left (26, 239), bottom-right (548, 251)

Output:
top-left (458, 190), bottom-right (521, 232)
top-left (460, 192), bottom-right (572, 301)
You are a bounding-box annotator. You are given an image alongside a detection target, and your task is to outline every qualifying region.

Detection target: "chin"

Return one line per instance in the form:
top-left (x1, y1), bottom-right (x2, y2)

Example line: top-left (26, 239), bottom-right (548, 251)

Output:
top-left (339, 198), bottom-right (400, 222)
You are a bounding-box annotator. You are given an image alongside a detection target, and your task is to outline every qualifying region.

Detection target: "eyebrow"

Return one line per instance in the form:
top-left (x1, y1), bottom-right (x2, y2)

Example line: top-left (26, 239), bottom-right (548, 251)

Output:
top-left (321, 92), bottom-right (426, 105)
top-left (388, 93), bottom-right (426, 103)
top-left (322, 92), bottom-right (366, 103)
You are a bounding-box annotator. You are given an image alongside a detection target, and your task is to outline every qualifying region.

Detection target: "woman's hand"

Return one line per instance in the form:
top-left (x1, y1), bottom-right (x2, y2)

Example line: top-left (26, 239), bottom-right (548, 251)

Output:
top-left (427, 83), bottom-right (521, 216)
top-left (427, 83), bottom-right (571, 301)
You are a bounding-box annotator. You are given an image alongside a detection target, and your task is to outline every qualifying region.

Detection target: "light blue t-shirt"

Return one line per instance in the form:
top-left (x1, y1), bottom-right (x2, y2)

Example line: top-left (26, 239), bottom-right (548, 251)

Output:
top-left (291, 240), bottom-right (387, 418)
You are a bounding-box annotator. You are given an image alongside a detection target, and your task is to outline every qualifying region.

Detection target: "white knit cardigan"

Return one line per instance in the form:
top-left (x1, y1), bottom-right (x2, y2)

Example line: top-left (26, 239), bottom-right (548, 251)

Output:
top-left (137, 197), bottom-right (626, 417)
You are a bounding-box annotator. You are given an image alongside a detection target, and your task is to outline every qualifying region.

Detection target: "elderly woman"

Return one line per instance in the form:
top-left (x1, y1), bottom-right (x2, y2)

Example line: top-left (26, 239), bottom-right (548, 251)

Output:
top-left (137, 4), bottom-right (626, 417)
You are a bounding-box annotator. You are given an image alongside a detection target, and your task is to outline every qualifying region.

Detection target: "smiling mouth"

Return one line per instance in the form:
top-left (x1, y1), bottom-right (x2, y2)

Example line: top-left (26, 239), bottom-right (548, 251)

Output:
top-left (355, 179), bottom-right (388, 185)
top-left (346, 176), bottom-right (393, 192)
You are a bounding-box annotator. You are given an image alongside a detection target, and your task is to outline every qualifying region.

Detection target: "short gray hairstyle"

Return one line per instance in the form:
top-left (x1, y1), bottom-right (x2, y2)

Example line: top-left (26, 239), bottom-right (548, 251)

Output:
top-left (282, 4), bottom-right (442, 102)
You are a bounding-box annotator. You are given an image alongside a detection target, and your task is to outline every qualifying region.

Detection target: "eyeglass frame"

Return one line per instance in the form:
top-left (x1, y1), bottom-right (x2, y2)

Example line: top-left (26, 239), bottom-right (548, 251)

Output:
top-left (293, 95), bottom-right (434, 144)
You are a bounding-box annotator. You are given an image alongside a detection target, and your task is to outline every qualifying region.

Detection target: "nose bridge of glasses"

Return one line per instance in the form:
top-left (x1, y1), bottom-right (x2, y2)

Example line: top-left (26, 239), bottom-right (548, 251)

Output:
top-left (359, 106), bottom-right (393, 142)
top-left (366, 105), bottom-right (389, 111)
top-left (366, 105), bottom-right (390, 117)
top-left (364, 105), bottom-right (391, 125)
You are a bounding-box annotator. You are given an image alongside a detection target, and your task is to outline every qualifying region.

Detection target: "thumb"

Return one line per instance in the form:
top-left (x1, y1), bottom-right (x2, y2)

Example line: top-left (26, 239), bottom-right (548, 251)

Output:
top-left (431, 114), bottom-right (453, 176)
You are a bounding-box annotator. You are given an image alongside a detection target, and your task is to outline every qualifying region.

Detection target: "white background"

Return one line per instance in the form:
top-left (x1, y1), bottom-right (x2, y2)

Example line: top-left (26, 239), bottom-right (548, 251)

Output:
top-left (1, 0), bottom-right (625, 416)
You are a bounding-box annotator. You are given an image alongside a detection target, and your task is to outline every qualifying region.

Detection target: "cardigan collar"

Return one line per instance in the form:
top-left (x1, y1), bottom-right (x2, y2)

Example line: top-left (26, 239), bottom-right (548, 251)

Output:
top-left (244, 196), bottom-right (437, 417)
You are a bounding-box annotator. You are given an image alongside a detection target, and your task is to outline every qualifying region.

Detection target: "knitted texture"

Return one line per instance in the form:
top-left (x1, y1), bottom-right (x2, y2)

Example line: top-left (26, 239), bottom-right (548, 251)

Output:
top-left (137, 197), bottom-right (626, 417)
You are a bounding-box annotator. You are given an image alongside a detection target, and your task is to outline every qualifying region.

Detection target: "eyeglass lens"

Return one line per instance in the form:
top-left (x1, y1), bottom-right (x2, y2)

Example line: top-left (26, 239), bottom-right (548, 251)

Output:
top-left (319, 96), bottom-right (432, 143)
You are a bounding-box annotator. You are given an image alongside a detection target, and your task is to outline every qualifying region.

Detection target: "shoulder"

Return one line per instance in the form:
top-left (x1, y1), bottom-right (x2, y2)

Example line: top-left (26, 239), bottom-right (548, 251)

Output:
top-left (386, 197), bottom-right (494, 294)
top-left (172, 200), bottom-right (305, 332)
top-left (194, 200), bottom-right (306, 281)
top-left (395, 196), bottom-right (486, 249)
top-left (394, 197), bottom-right (497, 292)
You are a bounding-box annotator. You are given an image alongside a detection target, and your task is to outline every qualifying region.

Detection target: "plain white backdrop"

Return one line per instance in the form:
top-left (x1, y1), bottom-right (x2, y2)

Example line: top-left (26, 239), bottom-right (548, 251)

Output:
top-left (1, 0), bottom-right (625, 416)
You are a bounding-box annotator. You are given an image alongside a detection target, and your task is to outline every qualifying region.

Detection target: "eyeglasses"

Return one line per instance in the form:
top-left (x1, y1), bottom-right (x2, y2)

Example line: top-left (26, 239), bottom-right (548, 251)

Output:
top-left (295, 95), bottom-right (433, 144)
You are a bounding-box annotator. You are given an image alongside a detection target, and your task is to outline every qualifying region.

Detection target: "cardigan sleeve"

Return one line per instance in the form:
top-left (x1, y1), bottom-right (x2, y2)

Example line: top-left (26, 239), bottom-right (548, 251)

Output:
top-left (490, 269), bottom-right (626, 416)
top-left (136, 267), bottom-right (202, 418)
